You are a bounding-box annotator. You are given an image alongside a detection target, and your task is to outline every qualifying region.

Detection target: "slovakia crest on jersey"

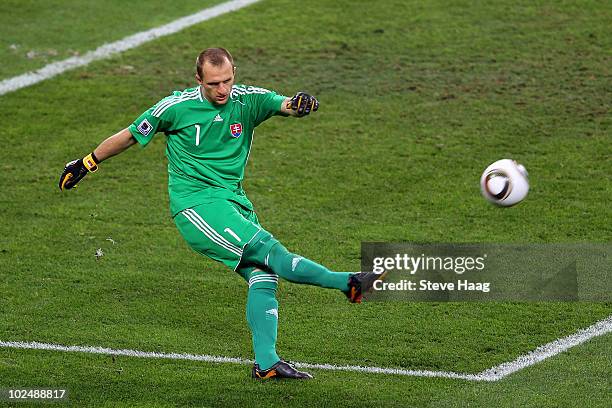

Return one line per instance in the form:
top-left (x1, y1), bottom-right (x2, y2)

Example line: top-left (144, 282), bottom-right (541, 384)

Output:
top-left (230, 123), bottom-right (243, 138)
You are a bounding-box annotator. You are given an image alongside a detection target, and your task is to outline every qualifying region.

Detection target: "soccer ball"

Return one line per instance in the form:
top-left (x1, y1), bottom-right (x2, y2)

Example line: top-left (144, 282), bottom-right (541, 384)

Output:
top-left (480, 159), bottom-right (529, 207)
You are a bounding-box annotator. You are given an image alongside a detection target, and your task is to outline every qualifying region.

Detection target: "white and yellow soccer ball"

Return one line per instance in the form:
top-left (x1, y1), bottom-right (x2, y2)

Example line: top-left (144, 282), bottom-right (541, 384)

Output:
top-left (480, 159), bottom-right (529, 207)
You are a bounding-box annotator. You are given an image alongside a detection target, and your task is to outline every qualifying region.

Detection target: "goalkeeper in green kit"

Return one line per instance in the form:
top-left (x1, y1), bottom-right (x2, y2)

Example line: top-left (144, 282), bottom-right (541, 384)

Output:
top-left (59, 48), bottom-right (385, 380)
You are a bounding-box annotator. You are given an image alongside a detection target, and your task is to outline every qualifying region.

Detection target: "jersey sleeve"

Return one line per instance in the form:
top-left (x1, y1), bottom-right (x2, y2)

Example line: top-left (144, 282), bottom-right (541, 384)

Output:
top-left (241, 86), bottom-right (287, 127)
top-left (128, 95), bottom-right (177, 147)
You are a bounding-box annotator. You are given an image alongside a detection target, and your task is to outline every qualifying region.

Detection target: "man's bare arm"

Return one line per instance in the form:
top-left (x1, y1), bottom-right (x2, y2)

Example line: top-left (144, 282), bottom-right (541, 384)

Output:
top-left (93, 128), bottom-right (137, 162)
top-left (59, 128), bottom-right (137, 190)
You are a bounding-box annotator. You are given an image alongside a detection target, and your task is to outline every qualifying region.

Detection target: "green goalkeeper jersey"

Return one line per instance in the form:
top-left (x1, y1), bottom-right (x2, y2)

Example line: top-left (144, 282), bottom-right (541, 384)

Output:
top-left (128, 84), bottom-right (286, 216)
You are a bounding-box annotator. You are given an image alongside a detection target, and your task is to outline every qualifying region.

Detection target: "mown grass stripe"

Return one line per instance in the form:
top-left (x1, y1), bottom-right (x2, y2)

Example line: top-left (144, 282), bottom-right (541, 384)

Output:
top-left (0, 0), bottom-right (261, 96)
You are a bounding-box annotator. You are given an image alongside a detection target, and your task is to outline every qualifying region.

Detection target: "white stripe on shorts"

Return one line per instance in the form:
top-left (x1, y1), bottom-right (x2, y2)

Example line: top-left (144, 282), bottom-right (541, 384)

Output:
top-left (182, 209), bottom-right (242, 257)
top-left (183, 209), bottom-right (243, 254)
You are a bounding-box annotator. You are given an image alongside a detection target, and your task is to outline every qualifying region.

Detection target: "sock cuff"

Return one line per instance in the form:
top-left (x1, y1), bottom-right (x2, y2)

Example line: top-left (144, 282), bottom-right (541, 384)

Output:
top-left (248, 275), bottom-right (279, 289)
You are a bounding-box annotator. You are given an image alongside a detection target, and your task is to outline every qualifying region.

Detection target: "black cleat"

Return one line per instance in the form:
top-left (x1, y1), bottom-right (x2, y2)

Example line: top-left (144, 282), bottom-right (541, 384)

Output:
top-left (344, 271), bottom-right (387, 303)
top-left (252, 360), bottom-right (313, 380)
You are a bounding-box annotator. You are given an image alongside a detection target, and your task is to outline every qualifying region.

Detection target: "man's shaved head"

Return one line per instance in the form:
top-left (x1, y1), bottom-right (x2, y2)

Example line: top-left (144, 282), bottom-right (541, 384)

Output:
top-left (196, 48), bottom-right (234, 78)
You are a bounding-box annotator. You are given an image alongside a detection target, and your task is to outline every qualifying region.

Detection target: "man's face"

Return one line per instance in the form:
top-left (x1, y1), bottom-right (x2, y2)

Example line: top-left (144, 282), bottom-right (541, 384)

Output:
top-left (197, 59), bottom-right (235, 105)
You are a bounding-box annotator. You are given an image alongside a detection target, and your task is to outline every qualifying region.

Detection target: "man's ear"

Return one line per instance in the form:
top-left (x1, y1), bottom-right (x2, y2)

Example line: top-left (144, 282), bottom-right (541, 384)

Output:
top-left (195, 73), bottom-right (202, 84)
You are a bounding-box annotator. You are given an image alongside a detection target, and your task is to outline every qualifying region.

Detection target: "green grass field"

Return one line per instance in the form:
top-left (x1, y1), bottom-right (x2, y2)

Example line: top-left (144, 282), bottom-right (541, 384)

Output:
top-left (0, 0), bottom-right (610, 406)
top-left (0, 0), bottom-right (225, 80)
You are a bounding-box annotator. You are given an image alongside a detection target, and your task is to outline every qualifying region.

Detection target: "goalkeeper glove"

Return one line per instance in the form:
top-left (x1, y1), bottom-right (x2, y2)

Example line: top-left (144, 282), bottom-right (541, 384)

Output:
top-left (59, 152), bottom-right (99, 191)
top-left (286, 92), bottom-right (319, 117)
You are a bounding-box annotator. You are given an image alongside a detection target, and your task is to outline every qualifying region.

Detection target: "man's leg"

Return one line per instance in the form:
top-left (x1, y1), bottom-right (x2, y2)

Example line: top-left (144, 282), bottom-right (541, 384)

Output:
top-left (175, 202), bottom-right (312, 378)
top-left (237, 265), bottom-right (312, 379)
top-left (241, 230), bottom-right (386, 302)
top-left (174, 204), bottom-right (277, 367)
top-left (238, 266), bottom-right (281, 371)
top-left (241, 231), bottom-right (351, 291)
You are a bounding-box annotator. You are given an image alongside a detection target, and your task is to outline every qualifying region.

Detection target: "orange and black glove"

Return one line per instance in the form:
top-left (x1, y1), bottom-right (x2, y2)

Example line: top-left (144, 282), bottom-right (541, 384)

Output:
top-left (58, 152), bottom-right (99, 191)
top-left (286, 92), bottom-right (319, 117)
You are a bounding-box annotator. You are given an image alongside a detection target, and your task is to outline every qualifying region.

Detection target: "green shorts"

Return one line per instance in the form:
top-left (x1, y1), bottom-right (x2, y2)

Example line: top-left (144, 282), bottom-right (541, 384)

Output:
top-left (174, 199), bottom-right (265, 275)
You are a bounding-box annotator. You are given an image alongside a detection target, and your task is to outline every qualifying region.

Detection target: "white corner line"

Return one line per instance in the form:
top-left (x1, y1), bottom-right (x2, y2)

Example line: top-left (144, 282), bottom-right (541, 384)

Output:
top-left (476, 314), bottom-right (612, 381)
top-left (1, 315), bottom-right (610, 381)
top-left (0, 0), bottom-right (262, 96)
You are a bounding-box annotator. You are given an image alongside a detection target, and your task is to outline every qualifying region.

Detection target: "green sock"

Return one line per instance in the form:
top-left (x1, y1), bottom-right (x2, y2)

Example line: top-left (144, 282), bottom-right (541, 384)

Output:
top-left (246, 274), bottom-right (281, 371)
top-left (267, 243), bottom-right (351, 291)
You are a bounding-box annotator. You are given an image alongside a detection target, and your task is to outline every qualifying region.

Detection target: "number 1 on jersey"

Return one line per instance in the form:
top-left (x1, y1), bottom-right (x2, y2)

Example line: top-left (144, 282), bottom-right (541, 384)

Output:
top-left (195, 124), bottom-right (201, 146)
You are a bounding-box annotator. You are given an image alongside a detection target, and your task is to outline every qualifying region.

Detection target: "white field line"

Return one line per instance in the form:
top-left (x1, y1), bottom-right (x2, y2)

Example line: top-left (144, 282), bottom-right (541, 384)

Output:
top-left (0, 0), bottom-right (262, 96)
top-left (1, 315), bottom-right (610, 382)
top-left (477, 314), bottom-right (612, 381)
